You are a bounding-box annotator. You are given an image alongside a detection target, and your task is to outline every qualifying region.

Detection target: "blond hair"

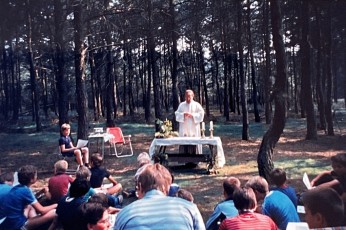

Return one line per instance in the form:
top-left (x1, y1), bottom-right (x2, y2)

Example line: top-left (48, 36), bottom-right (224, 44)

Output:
top-left (54, 160), bottom-right (68, 174)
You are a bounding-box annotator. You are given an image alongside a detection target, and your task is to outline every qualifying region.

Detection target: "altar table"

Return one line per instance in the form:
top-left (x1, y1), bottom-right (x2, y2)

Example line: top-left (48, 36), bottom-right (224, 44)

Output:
top-left (149, 136), bottom-right (226, 169)
top-left (88, 133), bottom-right (114, 158)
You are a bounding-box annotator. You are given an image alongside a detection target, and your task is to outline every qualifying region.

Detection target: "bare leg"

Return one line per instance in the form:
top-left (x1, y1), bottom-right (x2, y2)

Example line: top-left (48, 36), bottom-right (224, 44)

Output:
top-left (74, 149), bottom-right (83, 166)
top-left (81, 147), bottom-right (89, 164)
top-left (24, 205), bottom-right (37, 219)
top-left (107, 183), bottom-right (122, 195)
top-left (26, 209), bottom-right (56, 230)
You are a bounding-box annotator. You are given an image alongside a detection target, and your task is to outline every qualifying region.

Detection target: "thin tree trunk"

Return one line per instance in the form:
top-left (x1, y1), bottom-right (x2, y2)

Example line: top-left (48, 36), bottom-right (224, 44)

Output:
top-left (257, 0), bottom-right (287, 179)
top-left (237, 0), bottom-right (249, 141)
top-left (73, 0), bottom-right (88, 139)
top-left (301, 1), bottom-right (317, 140)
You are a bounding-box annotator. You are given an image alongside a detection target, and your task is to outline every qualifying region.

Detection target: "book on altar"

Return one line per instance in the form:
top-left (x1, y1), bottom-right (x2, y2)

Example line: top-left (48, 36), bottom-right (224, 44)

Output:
top-left (76, 139), bottom-right (88, 148)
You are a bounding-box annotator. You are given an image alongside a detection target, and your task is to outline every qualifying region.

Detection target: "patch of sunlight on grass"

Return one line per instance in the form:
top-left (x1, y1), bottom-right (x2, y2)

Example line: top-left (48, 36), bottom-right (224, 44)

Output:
top-left (275, 158), bottom-right (331, 179)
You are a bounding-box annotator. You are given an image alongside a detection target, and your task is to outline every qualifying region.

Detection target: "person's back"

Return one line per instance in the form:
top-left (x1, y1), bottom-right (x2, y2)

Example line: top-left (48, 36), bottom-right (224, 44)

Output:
top-left (246, 176), bottom-right (300, 230)
top-left (263, 189), bottom-right (300, 229)
top-left (115, 163), bottom-right (205, 230)
top-left (270, 168), bottom-right (298, 207)
top-left (0, 172), bottom-right (14, 200)
top-left (48, 160), bottom-right (74, 203)
top-left (219, 187), bottom-right (277, 230)
top-left (206, 177), bottom-right (240, 230)
top-left (116, 192), bottom-right (204, 229)
top-left (54, 178), bottom-right (90, 230)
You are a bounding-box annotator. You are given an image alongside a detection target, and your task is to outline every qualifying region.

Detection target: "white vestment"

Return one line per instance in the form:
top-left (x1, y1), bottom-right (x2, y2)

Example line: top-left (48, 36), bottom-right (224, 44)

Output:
top-left (175, 100), bottom-right (204, 154)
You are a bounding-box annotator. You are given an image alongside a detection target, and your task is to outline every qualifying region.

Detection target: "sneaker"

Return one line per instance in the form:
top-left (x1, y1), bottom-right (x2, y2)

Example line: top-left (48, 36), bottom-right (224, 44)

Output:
top-left (117, 194), bottom-right (123, 205)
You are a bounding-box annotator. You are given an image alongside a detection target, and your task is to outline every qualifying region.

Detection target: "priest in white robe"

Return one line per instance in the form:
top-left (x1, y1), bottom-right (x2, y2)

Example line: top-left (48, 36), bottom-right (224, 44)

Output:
top-left (175, 89), bottom-right (204, 154)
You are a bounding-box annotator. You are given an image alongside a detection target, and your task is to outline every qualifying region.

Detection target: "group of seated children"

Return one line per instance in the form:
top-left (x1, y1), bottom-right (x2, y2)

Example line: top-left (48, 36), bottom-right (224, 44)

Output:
top-left (1, 146), bottom-right (345, 229)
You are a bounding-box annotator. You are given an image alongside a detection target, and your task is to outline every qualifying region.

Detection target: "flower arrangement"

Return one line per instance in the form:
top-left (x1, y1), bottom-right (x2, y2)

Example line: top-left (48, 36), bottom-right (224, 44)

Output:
top-left (155, 118), bottom-right (179, 138)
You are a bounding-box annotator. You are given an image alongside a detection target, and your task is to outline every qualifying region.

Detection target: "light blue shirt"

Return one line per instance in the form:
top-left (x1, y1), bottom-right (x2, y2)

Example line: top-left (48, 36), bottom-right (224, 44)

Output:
top-left (205, 199), bottom-right (238, 230)
top-left (115, 189), bottom-right (205, 230)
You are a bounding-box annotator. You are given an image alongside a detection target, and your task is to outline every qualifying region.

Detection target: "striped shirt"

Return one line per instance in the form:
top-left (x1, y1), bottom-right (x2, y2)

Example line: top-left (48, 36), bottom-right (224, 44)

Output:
top-left (114, 189), bottom-right (205, 230)
top-left (219, 212), bottom-right (278, 230)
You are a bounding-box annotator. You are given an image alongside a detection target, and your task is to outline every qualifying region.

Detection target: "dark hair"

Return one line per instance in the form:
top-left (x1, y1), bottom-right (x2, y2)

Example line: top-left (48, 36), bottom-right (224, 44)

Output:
top-left (90, 153), bottom-right (103, 168)
top-left (177, 189), bottom-right (194, 202)
top-left (245, 176), bottom-right (268, 194)
top-left (18, 165), bottom-right (37, 186)
top-left (80, 202), bottom-right (106, 226)
top-left (223, 177), bottom-right (241, 198)
top-left (233, 187), bottom-right (257, 213)
top-left (302, 187), bottom-right (344, 227)
top-left (0, 172), bottom-right (14, 184)
top-left (88, 193), bottom-right (109, 208)
top-left (331, 153), bottom-right (346, 167)
top-left (269, 168), bottom-right (286, 187)
top-left (70, 178), bottom-right (90, 198)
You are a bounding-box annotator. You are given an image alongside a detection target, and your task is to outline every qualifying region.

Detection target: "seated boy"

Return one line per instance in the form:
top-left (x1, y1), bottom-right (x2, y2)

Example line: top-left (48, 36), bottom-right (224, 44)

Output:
top-left (47, 160), bottom-right (74, 204)
top-left (90, 153), bottom-right (122, 195)
top-left (205, 177), bottom-right (241, 230)
top-left (302, 187), bottom-right (345, 228)
top-left (269, 168), bottom-right (298, 207)
top-left (0, 165), bottom-right (57, 229)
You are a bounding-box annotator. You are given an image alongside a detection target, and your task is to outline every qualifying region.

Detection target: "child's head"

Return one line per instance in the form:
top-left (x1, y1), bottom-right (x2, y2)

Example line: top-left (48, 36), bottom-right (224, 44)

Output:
top-left (233, 187), bottom-right (257, 213)
top-left (331, 153), bottom-right (346, 175)
top-left (302, 187), bottom-right (344, 228)
top-left (269, 168), bottom-right (287, 187)
top-left (17, 165), bottom-right (37, 186)
top-left (69, 178), bottom-right (90, 198)
top-left (54, 160), bottom-right (68, 174)
top-left (0, 172), bottom-right (14, 185)
top-left (61, 123), bottom-right (71, 136)
top-left (177, 189), bottom-right (194, 202)
top-left (88, 193), bottom-right (109, 208)
top-left (223, 177), bottom-right (241, 199)
top-left (76, 165), bottom-right (91, 180)
top-left (90, 153), bottom-right (103, 168)
top-left (137, 152), bottom-right (151, 167)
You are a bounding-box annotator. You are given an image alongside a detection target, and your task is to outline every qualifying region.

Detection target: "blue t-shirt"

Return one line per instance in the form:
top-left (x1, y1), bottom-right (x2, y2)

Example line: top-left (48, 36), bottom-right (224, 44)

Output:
top-left (262, 190), bottom-right (300, 230)
top-left (272, 186), bottom-right (298, 207)
top-left (90, 167), bottom-right (110, 188)
top-left (0, 183), bottom-right (12, 200)
top-left (57, 195), bottom-right (85, 230)
top-left (0, 184), bottom-right (37, 229)
top-left (206, 199), bottom-right (238, 230)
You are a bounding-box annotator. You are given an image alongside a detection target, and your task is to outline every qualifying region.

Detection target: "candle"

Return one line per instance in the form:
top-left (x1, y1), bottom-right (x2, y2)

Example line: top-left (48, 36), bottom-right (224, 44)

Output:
top-left (201, 122), bottom-right (205, 130)
top-left (210, 121), bottom-right (213, 130)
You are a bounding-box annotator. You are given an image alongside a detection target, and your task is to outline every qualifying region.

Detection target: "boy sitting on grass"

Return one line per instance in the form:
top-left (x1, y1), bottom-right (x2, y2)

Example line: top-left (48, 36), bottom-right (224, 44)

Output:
top-left (0, 165), bottom-right (57, 230)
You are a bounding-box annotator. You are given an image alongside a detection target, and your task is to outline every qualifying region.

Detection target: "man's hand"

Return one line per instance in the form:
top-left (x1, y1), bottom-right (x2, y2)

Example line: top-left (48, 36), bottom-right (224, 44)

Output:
top-left (184, 112), bottom-right (193, 118)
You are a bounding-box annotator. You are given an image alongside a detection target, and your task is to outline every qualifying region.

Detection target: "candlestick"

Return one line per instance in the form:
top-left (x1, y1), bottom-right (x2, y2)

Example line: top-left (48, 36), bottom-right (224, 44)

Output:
top-left (210, 121), bottom-right (213, 130)
top-left (201, 122), bottom-right (205, 130)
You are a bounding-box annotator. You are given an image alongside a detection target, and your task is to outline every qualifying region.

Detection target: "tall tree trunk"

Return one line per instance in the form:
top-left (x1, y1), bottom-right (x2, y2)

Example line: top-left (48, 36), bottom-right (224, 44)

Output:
top-left (323, 3), bottom-right (334, 136)
top-left (54, 0), bottom-right (68, 126)
top-left (73, 0), bottom-right (88, 139)
top-left (247, 0), bottom-right (261, 123)
top-left (301, 0), bottom-right (317, 140)
top-left (26, 0), bottom-right (41, 132)
top-left (263, 0), bottom-right (272, 124)
top-left (237, 0), bottom-right (249, 140)
top-left (257, 0), bottom-right (287, 179)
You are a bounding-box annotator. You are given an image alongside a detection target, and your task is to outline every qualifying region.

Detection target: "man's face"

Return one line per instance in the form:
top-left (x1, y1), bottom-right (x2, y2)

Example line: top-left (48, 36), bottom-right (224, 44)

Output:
top-left (185, 91), bottom-right (194, 104)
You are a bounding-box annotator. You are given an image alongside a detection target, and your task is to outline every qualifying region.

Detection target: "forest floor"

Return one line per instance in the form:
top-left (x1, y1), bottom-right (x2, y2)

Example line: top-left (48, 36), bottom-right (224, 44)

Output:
top-left (0, 103), bottom-right (345, 223)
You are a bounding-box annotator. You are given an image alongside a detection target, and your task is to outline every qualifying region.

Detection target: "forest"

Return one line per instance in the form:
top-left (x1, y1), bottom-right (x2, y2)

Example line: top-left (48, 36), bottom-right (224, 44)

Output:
top-left (0, 0), bottom-right (345, 178)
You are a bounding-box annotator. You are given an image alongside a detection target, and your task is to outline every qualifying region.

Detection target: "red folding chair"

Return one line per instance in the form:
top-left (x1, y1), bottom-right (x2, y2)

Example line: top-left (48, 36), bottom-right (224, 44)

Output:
top-left (107, 127), bottom-right (134, 158)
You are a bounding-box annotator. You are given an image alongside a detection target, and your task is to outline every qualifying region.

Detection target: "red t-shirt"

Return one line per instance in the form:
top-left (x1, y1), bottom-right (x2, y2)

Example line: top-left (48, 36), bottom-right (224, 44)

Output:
top-left (219, 212), bottom-right (278, 230)
top-left (48, 173), bottom-right (74, 203)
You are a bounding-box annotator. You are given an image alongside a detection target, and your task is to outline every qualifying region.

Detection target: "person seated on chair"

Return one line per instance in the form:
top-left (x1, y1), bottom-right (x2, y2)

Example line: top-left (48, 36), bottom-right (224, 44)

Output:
top-left (206, 177), bottom-right (241, 230)
top-left (59, 123), bottom-right (90, 168)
